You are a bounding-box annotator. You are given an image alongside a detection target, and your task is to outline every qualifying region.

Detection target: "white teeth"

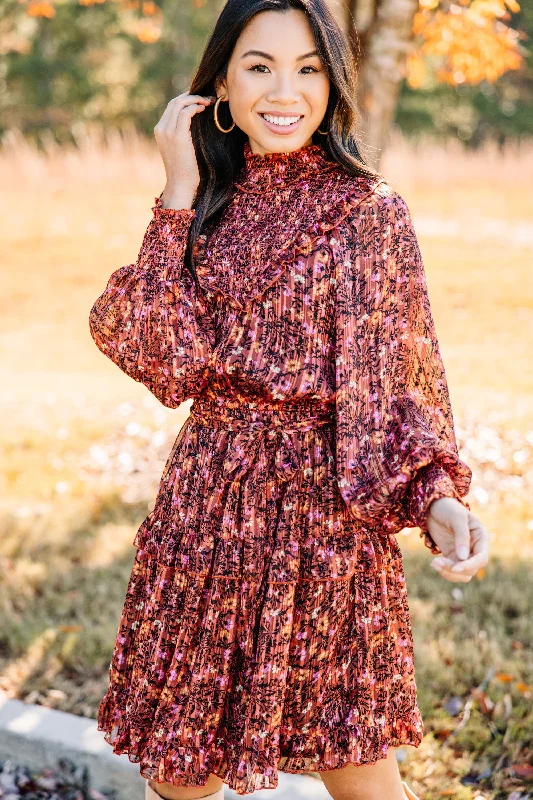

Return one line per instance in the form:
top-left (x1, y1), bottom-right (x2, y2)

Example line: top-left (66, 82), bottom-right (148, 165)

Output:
top-left (262, 114), bottom-right (301, 126)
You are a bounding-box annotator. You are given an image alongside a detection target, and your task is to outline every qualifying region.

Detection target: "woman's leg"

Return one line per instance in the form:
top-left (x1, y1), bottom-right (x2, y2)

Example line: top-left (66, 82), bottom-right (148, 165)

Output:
top-left (319, 746), bottom-right (407, 800)
top-left (146, 774), bottom-right (224, 800)
top-left (146, 746), bottom-right (408, 800)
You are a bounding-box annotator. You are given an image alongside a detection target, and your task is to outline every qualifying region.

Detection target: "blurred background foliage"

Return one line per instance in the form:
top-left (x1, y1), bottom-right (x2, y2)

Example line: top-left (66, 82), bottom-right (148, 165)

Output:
top-left (0, 0), bottom-right (530, 149)
top-left (398, 0), bottom-right (533, 145)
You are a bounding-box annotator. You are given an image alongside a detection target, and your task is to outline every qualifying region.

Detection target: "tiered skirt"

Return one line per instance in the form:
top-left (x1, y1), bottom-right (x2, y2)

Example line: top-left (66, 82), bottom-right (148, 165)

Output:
top-left (96, 396), bottom-right (424, 795)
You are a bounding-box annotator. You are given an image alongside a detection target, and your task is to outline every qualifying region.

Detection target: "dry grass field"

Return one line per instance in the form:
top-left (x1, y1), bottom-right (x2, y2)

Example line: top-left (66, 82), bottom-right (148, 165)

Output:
top-left (1, 124), bottom-right (532, 799)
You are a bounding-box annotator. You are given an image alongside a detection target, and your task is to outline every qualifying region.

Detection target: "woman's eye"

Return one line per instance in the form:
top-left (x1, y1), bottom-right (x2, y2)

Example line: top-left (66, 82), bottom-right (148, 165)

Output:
top-left (248, 64), bottom-right (319, 74)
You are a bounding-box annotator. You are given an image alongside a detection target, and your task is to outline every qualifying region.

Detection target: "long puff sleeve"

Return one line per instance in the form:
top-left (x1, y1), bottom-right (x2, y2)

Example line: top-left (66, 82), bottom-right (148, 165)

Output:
top-left (89, 196), bottom-right (215, 408)
top-left (333, 184), bottom-right (472, 555)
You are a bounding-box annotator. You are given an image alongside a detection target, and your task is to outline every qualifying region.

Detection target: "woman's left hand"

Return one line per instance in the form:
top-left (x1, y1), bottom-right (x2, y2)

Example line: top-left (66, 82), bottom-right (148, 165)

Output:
top-left (426, 497), bottom-right (490, 582)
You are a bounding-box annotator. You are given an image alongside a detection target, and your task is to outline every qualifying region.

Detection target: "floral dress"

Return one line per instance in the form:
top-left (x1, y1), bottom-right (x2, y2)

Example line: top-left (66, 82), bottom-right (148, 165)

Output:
top-left (89, 141), bottom-right (472, 795)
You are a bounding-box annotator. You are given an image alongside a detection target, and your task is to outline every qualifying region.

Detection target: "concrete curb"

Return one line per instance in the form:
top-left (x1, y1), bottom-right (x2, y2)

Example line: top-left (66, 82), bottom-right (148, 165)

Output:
top-left (0, 689), bottom-right (143, 800)
top-left (0, 689), bottom-right (329, 799)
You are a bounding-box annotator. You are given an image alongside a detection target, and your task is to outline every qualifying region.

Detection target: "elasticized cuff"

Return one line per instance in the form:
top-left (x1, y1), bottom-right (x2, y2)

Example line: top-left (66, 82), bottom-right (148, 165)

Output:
top-left (140, 193), bottom-right (197, 275)
top-left (151, 193), bottom-right (196, 231)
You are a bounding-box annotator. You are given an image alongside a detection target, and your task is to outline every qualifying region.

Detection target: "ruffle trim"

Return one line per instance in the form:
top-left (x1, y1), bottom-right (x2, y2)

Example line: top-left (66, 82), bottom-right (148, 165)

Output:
top-left (406, 464), bottom-right (472, 555)
top-left (192, 173), bottom-right (388, 311)
top-left (238, 141), bottom-right (338, 192)
top-left (97, 697), bottom-right (424, 795)
top-left (151, 193), bottom-right (196, 220)
top-left (133, 519), bottom-right (367, 583)
top-left (417, 492), bottom-right (471, 556)
top-left (96, 542), bottom-right (424, 795)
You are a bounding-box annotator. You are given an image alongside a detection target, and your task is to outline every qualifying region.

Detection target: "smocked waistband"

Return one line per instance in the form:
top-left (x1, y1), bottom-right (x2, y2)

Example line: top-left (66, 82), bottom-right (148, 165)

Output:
top-left (189, 395), bottom-right (334, 432)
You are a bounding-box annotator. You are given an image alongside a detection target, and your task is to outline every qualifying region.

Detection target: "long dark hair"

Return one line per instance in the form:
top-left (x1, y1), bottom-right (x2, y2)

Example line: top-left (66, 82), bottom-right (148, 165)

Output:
top-left (183, 0), bottom-right (382, 282)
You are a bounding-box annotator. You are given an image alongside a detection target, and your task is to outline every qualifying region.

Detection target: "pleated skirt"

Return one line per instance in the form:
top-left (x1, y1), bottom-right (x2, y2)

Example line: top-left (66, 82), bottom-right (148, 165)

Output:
top-left (96, 396), bottom-right (424, 795)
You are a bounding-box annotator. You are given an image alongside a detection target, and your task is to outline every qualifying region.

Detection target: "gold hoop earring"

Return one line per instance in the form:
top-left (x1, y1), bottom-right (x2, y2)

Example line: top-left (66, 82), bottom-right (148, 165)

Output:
top-left (317, 124), bottom-right (328, 135)
top-left (213, 96), bottom-right (235, 133)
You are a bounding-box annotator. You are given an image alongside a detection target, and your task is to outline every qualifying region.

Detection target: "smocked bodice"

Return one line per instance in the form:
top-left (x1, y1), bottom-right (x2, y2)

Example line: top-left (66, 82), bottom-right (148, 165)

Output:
top-left (193, 142), bottom-right (378, 310)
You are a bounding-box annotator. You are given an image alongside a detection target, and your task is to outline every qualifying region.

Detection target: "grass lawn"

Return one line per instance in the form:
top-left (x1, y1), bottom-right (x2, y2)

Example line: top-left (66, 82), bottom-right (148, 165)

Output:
top-left (1, 127), bottom-right (532, 799)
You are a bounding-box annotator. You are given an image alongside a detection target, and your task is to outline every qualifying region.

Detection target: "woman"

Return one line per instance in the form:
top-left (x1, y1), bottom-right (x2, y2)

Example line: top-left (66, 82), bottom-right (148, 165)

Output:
top-left (89, 1), bottom-right (490, 799)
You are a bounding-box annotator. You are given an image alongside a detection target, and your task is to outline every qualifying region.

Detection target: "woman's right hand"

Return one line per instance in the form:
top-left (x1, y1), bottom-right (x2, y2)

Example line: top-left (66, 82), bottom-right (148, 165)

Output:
top-left (154, 91), bottom-right (216, 201)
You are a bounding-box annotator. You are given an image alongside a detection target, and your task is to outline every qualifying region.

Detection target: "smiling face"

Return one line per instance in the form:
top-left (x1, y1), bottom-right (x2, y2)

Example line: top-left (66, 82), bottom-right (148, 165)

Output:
top-left (216, 8), bottom-right (330, 156)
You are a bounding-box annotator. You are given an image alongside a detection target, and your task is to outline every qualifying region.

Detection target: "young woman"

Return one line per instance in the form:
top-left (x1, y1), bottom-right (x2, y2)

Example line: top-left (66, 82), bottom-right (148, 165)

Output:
top-left (89, 1), bottom-right (490, 798)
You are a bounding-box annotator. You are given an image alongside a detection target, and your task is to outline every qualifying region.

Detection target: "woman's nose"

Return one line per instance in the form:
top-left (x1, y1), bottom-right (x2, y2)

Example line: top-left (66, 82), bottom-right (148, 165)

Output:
top-left (266, 78), bottom-right (302, 103)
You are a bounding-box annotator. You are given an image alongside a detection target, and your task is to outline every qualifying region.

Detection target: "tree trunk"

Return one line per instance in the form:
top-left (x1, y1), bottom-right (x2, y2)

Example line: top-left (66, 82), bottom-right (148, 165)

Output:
top-left (338, 0), bottom-right (419, 169)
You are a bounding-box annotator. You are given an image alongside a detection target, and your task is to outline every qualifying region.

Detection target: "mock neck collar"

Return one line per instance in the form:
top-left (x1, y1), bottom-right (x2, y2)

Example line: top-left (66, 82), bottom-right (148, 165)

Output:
top-left (234, 140), bottom-right (335, 192)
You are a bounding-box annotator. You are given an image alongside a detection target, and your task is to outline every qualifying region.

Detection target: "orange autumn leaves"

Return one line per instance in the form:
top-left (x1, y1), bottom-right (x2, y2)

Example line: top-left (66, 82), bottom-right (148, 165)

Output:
top-left (22, 0), bottom-right (525, 89)
top-left (24, 0), bottom-right (163, 43)
top-left (408, 0), bottom-right (524, 87)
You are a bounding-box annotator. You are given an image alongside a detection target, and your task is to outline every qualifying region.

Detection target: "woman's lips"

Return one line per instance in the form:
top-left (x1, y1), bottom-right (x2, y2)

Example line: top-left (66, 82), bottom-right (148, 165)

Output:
top-left (258, 112), bottom-right (304, 135)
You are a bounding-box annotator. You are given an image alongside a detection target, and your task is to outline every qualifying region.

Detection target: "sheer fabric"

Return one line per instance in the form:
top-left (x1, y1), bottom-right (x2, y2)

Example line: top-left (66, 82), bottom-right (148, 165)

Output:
top-left (89, 141), bottom-right (472, 794)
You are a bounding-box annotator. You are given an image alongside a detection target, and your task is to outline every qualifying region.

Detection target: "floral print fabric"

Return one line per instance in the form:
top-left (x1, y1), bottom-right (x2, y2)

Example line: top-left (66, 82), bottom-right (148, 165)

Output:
top-left (89, 141), bottom-right (472, 794)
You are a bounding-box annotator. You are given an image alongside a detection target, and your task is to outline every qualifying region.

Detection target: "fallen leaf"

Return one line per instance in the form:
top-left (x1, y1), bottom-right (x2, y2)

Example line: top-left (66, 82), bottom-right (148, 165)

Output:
top-left (511, 763), bottom-right (533, 778)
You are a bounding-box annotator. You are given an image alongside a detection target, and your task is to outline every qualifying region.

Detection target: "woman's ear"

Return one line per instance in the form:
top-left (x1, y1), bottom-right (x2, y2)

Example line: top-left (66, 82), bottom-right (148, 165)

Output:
top-left (214, 76), bottom-right (228, 100)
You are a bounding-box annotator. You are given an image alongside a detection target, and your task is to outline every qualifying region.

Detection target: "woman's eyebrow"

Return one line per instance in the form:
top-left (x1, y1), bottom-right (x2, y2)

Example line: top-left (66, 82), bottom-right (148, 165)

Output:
top-left (240, 49), bottom-right (320, 61)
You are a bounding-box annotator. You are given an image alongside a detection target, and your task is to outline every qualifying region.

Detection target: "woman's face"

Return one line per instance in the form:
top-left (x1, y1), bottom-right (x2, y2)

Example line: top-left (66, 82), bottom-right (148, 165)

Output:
top-left (216, 8), bottom-right (330, 156)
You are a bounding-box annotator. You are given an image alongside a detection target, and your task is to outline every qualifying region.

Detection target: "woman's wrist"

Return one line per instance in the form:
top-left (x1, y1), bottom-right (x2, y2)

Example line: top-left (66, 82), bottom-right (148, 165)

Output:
top-left (160, 184), bottom-right (196, 210)
top-left (405, 464), bottom-right (458, 528)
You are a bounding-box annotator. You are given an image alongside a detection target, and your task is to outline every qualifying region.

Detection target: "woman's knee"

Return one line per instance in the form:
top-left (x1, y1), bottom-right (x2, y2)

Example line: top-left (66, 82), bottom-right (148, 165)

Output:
top-left (147, 774), bottom-right (224, 800)
top-left (318, 747), bottom-right (406, 800)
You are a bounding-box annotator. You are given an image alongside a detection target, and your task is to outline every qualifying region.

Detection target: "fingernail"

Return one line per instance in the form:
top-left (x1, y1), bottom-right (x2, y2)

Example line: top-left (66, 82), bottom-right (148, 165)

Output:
top-left (458, 546), bottom-right (469, 559)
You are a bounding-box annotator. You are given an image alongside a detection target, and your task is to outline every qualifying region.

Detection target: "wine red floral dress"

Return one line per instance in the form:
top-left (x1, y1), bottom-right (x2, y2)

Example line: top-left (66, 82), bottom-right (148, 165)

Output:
top-left (89, 141), bottom-right (472, 795)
